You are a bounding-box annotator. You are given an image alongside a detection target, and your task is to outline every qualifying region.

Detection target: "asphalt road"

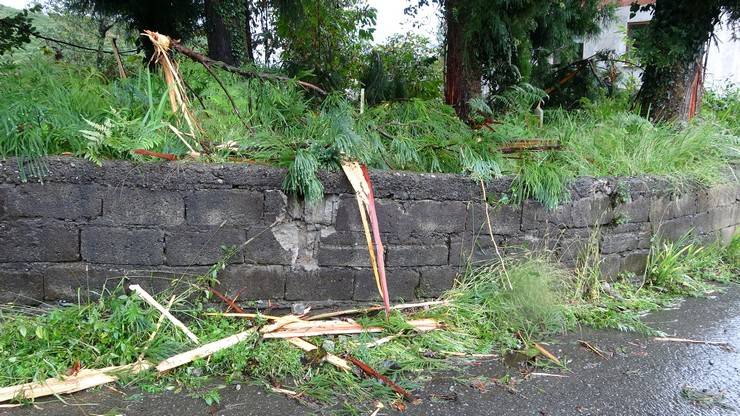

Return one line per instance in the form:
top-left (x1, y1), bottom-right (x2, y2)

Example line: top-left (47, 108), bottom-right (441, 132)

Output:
top-left (3, 284), bottom-right (739, 416)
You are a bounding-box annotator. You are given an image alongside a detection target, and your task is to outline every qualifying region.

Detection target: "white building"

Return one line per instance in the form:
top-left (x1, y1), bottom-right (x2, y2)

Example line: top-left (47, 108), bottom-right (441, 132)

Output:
top-left (583, 0), bottom-right (740, 89)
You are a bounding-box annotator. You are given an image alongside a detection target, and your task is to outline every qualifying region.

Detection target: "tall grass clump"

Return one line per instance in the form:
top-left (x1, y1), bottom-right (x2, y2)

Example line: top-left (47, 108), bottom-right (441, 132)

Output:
top-left (644, 233), bottom-right (739, 295)
top-left (440, 257), bottom-right (575, 350)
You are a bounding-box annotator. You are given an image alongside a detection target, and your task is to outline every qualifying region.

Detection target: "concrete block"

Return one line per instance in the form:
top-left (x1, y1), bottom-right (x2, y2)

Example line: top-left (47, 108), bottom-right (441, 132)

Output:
top-left (285, 268), bottom-right (354, 301)
top-left (102, 187), bottom-right (184, 225)
top-left (185, 190), bottom-right (263, 225)
top-left (317, 245), bottom-right (371, 267)
top-left (4, 184), bottom-right (102, 219)
top-left (418, 267), bottom-right (458, 298)
top-left (467, 203), bottom-right (521, 235)
top-left (165, 227), bottom-right (246, 266)
top-left (44, 263), bottom-right (125, 301)
top-left (243, 225), bottom-right (296, 265)
top-left (386, 245), bottom-right (449, 267)
top-left (81, 227), bottom-right (163, 265)
top-left (217, 264), bottom-right (286, 300)
top-left (0, 221), bottom-right (79, 262)
top-left (353, 268), bottom-right (419, 301)
top-left (0, 267), bottom-right (44, 304)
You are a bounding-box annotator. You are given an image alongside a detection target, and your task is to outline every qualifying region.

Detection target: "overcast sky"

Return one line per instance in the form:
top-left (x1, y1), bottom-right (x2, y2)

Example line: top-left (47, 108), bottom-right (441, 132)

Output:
top-left (1, 0), bottom-right (440, 44)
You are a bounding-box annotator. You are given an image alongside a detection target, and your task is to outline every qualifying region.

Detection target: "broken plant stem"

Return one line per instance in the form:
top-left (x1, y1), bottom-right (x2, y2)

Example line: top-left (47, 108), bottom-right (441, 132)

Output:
top-left (169, 40), bottom-right (327, 95)
top-left (479, 180), bottom-right (512, 290)
top-left (129, 285), bottom-right (199, 344)
top-left (138, 294), bottom-right (177, 361)
top-left (654, 337), bottom-right (733, 350)
top-left (345, 355), bottom-right (413, 400)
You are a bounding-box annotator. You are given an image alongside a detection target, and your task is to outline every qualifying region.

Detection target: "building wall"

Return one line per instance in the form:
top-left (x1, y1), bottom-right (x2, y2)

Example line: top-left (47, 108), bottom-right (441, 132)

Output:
top-left (584, 5), bottom-right (740, 87)
top-left (1, 157), bottom-right (738, 306)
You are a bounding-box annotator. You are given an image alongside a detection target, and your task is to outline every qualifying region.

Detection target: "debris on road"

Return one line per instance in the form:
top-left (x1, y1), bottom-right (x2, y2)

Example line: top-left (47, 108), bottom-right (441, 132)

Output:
top-left (654, 337), bottom-right (734, 351)
top-left (578, 340), bottom-right (610, 359)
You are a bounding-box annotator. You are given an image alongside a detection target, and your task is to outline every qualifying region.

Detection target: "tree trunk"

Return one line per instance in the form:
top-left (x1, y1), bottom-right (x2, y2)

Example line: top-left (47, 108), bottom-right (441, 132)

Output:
top-left (244, 0), bottom-right (255, 64)
top-left (639, 55), bottom-right (704, 123)
top-left (205, 0), bottom-right (237, 65)
top-left (636, 0), bottom-right (718, 122)
top-left (444, 0), bottom-right (480, 121)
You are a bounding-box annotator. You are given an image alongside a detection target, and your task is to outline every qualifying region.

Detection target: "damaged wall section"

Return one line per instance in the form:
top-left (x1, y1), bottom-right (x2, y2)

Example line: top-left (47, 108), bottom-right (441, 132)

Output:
top-left (1, 157), bottom-right (738, 305)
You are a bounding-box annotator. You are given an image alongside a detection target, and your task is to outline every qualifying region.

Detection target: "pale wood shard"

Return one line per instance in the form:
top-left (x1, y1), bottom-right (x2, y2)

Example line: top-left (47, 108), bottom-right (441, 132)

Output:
top-left (533, 342), bottom-right (562, 366)
top-left (259, 315), bottom-right (303, 334)
top-left (653, 337), bottom-right (733, 349)
top-left (155, 329), bottom-right (255, 373)
top-left (286, 338), bottom-right (352, 372)
top-left (306, 300), bottom-right (449, 321)
top-left (0, 362), bottom-right (151, 403)
top-left (365, 335), bottom-right (400, 348)
top-left (129, 285), bottom-right (199, 344)
top-left (263, 319), bottom-right (441, 339)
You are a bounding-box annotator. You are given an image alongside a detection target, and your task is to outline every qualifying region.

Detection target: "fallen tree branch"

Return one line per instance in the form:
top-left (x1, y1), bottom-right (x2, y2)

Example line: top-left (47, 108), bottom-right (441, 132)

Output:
top-left (578, 340), bottom-right (609, 359)
top-left (169, 40), bottom-right (327, 95)
top-left (263, 319), bottom-right (440, 339)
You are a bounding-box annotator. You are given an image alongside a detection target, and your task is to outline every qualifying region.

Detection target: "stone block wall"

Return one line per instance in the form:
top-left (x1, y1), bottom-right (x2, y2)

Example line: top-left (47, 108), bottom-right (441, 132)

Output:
top-left (1, 157), bottom-right (738, 305)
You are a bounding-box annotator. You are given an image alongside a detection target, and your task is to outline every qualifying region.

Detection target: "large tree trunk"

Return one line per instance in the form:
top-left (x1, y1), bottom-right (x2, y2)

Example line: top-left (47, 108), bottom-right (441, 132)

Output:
top-left (205, 0), bottom-right (237, 65)
top-left (639, 54), bottom-right (704, 123)
top-left (636, 0), bottom-right (718, 122)
top-left (444, 0), bottom-right (480, 121)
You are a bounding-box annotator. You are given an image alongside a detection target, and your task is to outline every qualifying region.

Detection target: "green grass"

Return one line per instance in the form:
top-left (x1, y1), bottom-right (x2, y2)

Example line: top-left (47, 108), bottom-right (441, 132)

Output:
top-left (1, 51), bottom-right (737, 205)
top-left (0, 234), bottom-right (737, 410)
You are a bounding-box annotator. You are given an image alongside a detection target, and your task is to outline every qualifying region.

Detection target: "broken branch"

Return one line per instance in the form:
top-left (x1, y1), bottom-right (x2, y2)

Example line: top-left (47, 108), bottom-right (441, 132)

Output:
top-left (168, 40), bottom-right (327, 95)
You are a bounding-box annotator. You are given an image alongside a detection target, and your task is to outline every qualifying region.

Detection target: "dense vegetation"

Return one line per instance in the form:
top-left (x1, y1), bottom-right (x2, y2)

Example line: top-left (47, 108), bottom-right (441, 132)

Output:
top-left (0, 234), bottom-right (737, 409)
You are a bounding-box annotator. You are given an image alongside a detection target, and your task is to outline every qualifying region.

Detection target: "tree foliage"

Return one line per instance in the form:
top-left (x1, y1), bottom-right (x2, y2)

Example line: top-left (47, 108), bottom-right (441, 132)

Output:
top-left (0, 6), bottom-right (39, 55)
top-left (360, 33), bottom-right (442, 105)
top-left (633, 0), bottom-right (740, 121)
top-left (410, 0), bottom-right (608, 118)
top-left (275, 0), bottom-right (376, 91)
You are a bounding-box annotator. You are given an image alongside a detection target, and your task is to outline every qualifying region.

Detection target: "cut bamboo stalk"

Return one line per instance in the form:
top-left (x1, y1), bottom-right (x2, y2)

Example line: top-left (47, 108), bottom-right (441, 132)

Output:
top-left (263, 319), bottom-right (441, 338)
top-left (156, 329), bottom-right (255, 373)
top-left (129, 285), bottom-right (199, 344)
top-left (286, 338), bottom-right (352, 371)
top-left (306, 300), bottom-right (448, 321)
top-left (0, 362), bottom-right (151, 403)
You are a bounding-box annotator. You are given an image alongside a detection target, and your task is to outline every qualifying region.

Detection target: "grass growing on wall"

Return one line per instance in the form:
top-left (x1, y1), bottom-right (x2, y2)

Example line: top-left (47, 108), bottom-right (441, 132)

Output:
top-left (0, 234), bottom-right (737, 411)
top-left (0, 56), bottom-right (738, 205)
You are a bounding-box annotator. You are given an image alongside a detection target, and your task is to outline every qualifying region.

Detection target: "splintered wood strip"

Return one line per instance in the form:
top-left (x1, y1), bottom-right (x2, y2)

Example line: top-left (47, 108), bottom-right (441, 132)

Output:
top-left (305, 300), bottom-right (449, 321)
top-left (156, 329), bottom-right (255, 373)
top-left (0, 362), bottom-right (151, 403)
top-left (263, 326), bottom-right (383, 338)
top-left (129, 285), bottom-right (199, 344)
top-left (259, 315), bottom-right (303, 334)
top-left (286, 338), bottom-right (352, 371)
top-left (263, 319), bottom-right (441, 338)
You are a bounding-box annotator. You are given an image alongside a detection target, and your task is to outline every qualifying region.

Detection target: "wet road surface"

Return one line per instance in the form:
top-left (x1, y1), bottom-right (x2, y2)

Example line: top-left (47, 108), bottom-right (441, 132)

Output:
top-left (3, 284), bottom-right (739, 416)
